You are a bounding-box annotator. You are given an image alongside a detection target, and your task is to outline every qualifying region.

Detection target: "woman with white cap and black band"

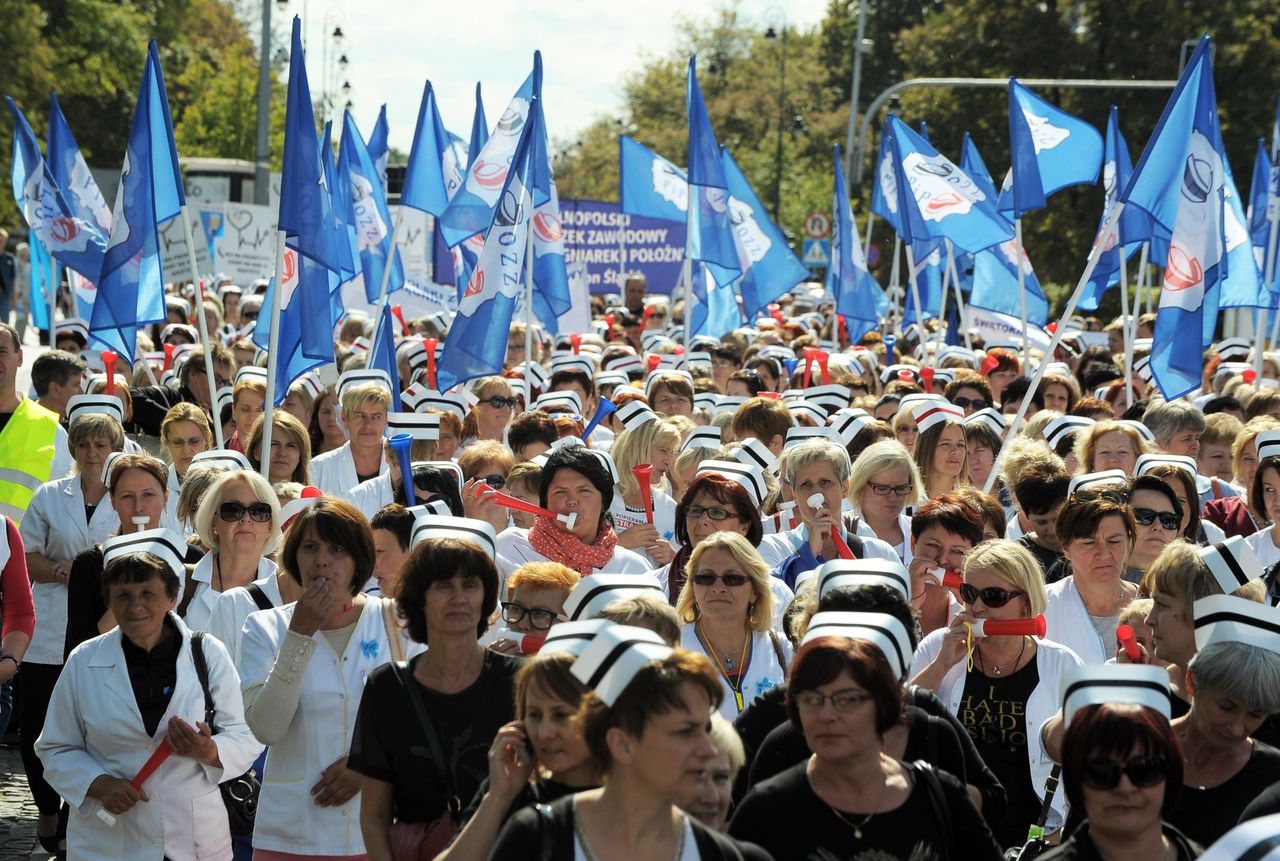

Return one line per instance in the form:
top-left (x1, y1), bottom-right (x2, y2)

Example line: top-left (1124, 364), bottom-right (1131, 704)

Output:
top-left (1244, 431), bottom-right (1280, 569)
top-left (488, 623), bottom-right (768, 860)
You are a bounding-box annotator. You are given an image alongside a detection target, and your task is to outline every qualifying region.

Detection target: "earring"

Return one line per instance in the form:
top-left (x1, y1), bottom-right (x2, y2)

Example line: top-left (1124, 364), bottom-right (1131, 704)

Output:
top-left (748, 601), bottom-right (756, 617)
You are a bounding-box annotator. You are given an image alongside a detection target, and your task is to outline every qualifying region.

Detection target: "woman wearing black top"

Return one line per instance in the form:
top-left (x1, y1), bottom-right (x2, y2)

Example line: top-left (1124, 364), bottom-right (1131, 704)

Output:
top-left (730, 630), bottom-right (1002, 861)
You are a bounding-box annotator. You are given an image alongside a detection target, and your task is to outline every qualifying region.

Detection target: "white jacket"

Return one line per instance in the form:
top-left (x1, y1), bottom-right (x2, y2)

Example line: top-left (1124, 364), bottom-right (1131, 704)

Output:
top-left (1043, 577), bottom-right (1112, 665)
top-left (238, 597), bottom-right (424, 855)
top-left (680, 626), bottom-right (792, 720)
top-left (310, 442), bottom-right (386, 500)
top-left (183, 550), bottom-right (277, 633)
top-left (347, 471), bottom-right (394, 521)
top-left (910, 630), bottom-right (1083, 832)
top-left (20, 475), bottom-right (120, 664)
top-left (35, 615), bottom-right (262, 861)
top-left (206, 574), bottom-right (283, 668)
top-left (757, 522), bottom-right (901, 567)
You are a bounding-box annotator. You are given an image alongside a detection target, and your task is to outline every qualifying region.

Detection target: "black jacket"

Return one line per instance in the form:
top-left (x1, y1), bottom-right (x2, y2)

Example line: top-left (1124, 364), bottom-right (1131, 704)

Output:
top-left (1036, 822), bottom-right (1201, 861)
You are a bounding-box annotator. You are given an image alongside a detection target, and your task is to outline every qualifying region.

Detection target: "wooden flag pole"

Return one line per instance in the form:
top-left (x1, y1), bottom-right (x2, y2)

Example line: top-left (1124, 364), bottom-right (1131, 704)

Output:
top-left (179, 204), bottom-right (225, 449)
top-left (259, 230), bottom-right (288, 478)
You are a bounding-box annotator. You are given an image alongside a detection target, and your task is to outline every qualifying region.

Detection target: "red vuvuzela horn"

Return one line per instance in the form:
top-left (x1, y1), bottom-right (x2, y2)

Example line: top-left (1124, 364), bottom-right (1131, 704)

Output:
top-left (101, 351), bottom-right (118, 395)
top-left (424, 338), bottom-right (438, 389)
top-left (1116, 624), bottom-right (1142, 662)
top-left (632, 464), bottom-right (654, 524)
top-left (969, 615), bottom-right (1047, 638)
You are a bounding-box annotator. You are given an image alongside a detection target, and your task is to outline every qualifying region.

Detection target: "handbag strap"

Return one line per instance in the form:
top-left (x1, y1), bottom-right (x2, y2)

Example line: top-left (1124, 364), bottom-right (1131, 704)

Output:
top-left (391, 659), bottom-right (461, 818)
top-left (910, 760), bottom-right (952, 861)
top-left (189, 631), bottom-right (218, 732)
top-left (1034, 764), bottom-right (1063, 829)
top-left (246, 582), bottom-right (274, 612)
top-left (767, 630), bottom-right (788, 680)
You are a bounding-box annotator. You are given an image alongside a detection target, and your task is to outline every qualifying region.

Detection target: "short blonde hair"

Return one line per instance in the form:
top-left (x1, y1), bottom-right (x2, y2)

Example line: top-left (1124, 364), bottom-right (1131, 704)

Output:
top-left (709, 712), bottom-right (746, 774)
top-left (1144, 540), bottom-right (1266, 618)
top-left (339, 382), bottom-right (392, 418)
top-left (1075, 420), bottom-right (1153, 474)
top-left (1234, 418), bottom-right (1280, 482)
top-left (194, 470), bottom-right (282, 554)
top-left (847, 439), bottom-right (924, 514)
top-left (962, 539), bottom-right (1047, 616)
top-left (507, 561), bottom-right (580, 593)
top-left (677, 531), bottom-right (773, 632)
top-left (611, 418), bottom-right (682, 497)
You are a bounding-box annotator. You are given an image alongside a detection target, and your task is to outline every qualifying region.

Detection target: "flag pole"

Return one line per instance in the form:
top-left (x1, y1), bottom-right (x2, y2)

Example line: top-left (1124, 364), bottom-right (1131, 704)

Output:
top-left (179, 204), bottom-right (225, 449)
top-left (47, 255), bottom-right (56, 346)
top-left (930, 247), bottom-right (951, 364)
top-left (369, 214), bottom-right (406, 356)
top-left (887, 235), bottom-right (902, 336)
top-left (862, 211), bottom-right (875, 262)
top-left (904, 241), bottom-right (925, 356)
top-left (983, 204), bottom-right (1125, 495)
top-left (524, 227), bottom-right (535, 406)
top-left (944, 242), bottom-right (971, 349)
top-left (617, 215), bottom-right (627, 292)
top-left (260, 230), bottom-right (287, 478)
top-left (1119, 250), bottom-right (1133, 408)
top-left (1014, 217), bottom-right (1030, 371)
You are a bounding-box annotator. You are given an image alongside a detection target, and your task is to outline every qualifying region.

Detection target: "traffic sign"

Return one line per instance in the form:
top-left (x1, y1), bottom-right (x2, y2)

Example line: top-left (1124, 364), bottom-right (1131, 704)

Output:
top-left (803, 211), bottom-right (831, 239)
top-left (866, 243), bottom-right (881, 268)
top-left (802, 239), bottom-right (831, 267)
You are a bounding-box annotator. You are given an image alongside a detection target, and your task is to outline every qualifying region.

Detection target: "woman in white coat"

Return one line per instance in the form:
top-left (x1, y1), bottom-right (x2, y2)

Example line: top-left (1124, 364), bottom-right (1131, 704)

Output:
top-left (910, 539), bottom-right (1083, 848)
top-left (19, 410), bottom-right (124, 851)
top-left (35, 541), bottom-right (261, 861)
top-left (239, 496), bottom-right (421, 859)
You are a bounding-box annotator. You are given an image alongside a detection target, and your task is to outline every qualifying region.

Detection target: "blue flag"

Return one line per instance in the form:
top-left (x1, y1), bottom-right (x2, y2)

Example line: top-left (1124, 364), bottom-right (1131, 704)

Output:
top-left (340, 110), bottom-right (404, 302)
top-left (999, 79), bottom-right (1103, 217)
top-left (47, 92), bottom-right (112, 240)
top-left (436, 90), bottom-right (540, 391)
top-left (1119, 36), bottom-right (1226, 399)
top-left (870, 126), bottom-right (903, 235)
top-left (401, 82), bottom-right (466, 218)
top-left (686, 57), bottom-right (740, 288)
top-left (368, 303), bottom-right (402, 411)
top-left (27, 233), bottom-right (58, 332)
top-left (830, 144), bottom-right (880, 343)
top-left (686, 262), bottom-right (740, 339)
top-left (89, 42), bottom-right (185, 360)
top-left (954, 133), bottom-right (998, 293)
top-left (366, 104), bottom-right (389, 187)
top-left (619, 136), bottom-right (687, 224)
top-left (523, 86), bottom-right (572, 333)
top-left (1248, 138), bottom-right (1280, 304)
top-left (1079, 107), bottom-right (1150, 311)
top-left (883, 115), bottom-right (1013, 254)
top-left (968, 237), bottom-right (1049, 326)
top-left (903, 245), bottom-right (944, 326)
top-left (1217, 154), bottom-right (1265, 310)
top-left (720, 147), bottom-right (807, 321)
top-left (467, 82), bottom-right (488, 171)
top-left (7, 98), bottom-right (108, 283)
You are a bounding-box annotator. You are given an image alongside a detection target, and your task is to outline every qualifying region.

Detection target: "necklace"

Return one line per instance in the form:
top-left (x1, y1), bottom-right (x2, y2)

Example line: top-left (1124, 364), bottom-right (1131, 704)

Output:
top-left (697, 620), bottom-right (751, 711)
top-left (976, 635), bottom-right (1027, 677)
top-left (824, 765), bottom-right (888, 840)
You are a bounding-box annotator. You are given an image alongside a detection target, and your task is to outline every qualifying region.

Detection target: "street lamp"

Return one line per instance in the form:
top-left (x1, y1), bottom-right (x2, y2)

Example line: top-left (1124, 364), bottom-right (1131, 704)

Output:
top-left (763, 8), bottom-right (788, 224)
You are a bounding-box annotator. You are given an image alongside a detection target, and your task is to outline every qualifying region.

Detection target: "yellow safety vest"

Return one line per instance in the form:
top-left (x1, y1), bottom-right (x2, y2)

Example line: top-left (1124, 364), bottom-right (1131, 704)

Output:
top-left (0, 397), bottom-right (60, 523)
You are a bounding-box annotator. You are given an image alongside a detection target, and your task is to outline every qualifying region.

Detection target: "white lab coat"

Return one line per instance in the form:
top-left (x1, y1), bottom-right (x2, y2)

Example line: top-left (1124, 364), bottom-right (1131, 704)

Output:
top-left (1043, 577), bottom-right (1113, 665)
top-left (757, 522), bottom-right (901, 568)
top-left (35, 615), bottom-right (262, 861)
top-left (680, 626), bottom-right (792, 720)
top-left (183, 550), bottom-right (278, 633)
top-left (206, 574), bottom-right (282, 668)
top-left (20, 474), bottom-right (120, 665)
top-left (909, 630), bottom-right (1084, 833)
top-left (853, 511), bottom-right (914, 567)
top-left (310, 442), bottom-right (386, 500)
top-left (238, 597), bottom-right (424, 855)
top-left (347, 471), bottom-right (394, 521)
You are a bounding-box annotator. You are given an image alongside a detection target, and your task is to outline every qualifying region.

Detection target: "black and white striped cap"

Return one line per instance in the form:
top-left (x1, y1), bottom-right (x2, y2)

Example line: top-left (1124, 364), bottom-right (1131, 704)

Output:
top-left (964, 408), bottom-right (1007, 436)
top-left (189, 449), bottom-right (253, 471)
top-left (550, 355), bottom-right (596, 378)
top-left (801, 611), bottom-right (914, 680)
top-left (1193, 812), bottom-right (1280, 861)
top-left (412, 460), bottom-right (464, 491)
top-left (713, 395), bottom-right (747, 418)
top-left (569, 623), bottom-right (673, 706)
top-left (681, 426), bottom-right (723, 453)
top-left (337, 368), bottom-right (393, 398)
top-left (518, 362), bottom-right (551, 390)
top-left (562, 573), bottom-right (664, 622)
top-left (541, 619), bottom-right (611, 658)
top-left (615, 399), bottom-right (659, 432)
top-left (235, 366), bottom-right (268, 385)
top-left (1067, 469), bottom-right (1129, 497)
top-left (830, 410), bottom-right (877, 446)
top-left (1060, 664), bottom-right (1172, 727)
top-left (419, 390), bottom-right (475, 419)
top-left (535, 390), bottom-right (583, 414)
top-left (595, 371), bottom-right (629, 390)
top-left (1043, 415), bottom-right (1095, 449)
top-left (603, 354), bottom-right (644, 374)
top-left (786, 425), bottom-right (839, 445)
top-left (644, 369), bottom-right (694, 396)
top-left (1256, 430), bottom-right (1280, 463)
top-left (1200, 537), bottom-right (1265, 595)
top-left (692, 392), bottom-right (719, 414)
top-left (102, 528), bottom-right (188, 584)
top-left (1135, 453), bottom-right (1197, 478)
top-left (804, 384), bottom-right (852, 414)
top-left (735, 437), bottom-right (778, 475)
top-left (879, 364), bottom-right (919, 384)
top-left (815, 559), bottom-right (911, 603)
top-left (215, 385), bottom-right (233, 416)
top-left (410, 514), bottom-right (497, 558)
top-left (386, 412), bottom-right (441, 441)
top-left (1194, 594), bottom-right (1280, 654)
top-left (1214, 337), bottom-right (1253, 362)
top-left (1117, 419), bottom-right (1156, 443)
top-left (695, 459), bottom-right (766, 506)
top-left (66, 394), bottom-right (124, 427)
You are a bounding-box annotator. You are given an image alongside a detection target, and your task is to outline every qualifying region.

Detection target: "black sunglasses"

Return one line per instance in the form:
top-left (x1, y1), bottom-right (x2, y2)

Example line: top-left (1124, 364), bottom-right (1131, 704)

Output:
top-left (1072, 487), bottom-right (1129, 505)
top-left (1082, 755), bottom-right (1168, 790)
top-left (959, 583), bottom-right (1026, 608)
top-left (500, 601), bottom-right (561, 631)
top-left (483, 473), bottom-right (506, 490)
top-left (951, 396), bottom-right (987, 411)
top-left (219, 501), bottom-right (273, 523)
top-left (484, 395), bottom-right (518, 409)
top-left (1132, 507), bottom-right (1180, 531)
top-left (692, 573), bottom-right (750, 587)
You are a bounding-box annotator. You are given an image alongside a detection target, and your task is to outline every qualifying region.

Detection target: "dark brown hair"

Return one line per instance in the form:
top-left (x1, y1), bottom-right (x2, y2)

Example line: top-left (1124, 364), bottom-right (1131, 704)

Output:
top-left (279, 497), bottom-right (375, 596)
top-left (674, 473), bottom-right (763, 548)
top-left (1056, 495), bottom-right (1137, 548)
top-left (787, 636), bottom-right (905, 736)
top-left (1061, 702), bottom-right (1182, 815)
top-left (103, 553), bottom-right (180, 602)
top-left (395, 537), bottom-right (500, 643)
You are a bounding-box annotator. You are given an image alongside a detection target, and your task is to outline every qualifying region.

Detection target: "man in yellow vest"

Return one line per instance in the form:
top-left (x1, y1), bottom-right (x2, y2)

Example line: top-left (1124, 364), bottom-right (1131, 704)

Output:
top-left (0, 323), bottom-right (67, 523)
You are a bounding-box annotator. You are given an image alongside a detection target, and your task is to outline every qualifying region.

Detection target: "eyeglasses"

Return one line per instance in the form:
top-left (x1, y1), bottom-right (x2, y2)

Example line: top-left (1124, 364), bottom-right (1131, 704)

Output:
top-left (500, 601), bottom-right (562, 631)
top-left (484, 395), bottom-right (518, 409)
top-left (218, 501), bottom-right (273, 523)
top-left (868, 482), bottom-right (912, 497)
top-left (959, 583), bottom-right (1026, 608)
top-left (1132, 507), bottom-right (1180, 531)
top-left (793, 690), bottom-right (873, 713)
top-left (1072, 487), bottom-right (1128, 504)
top-left (483, 474), bottom-right (506, 490)
top-left (691, 572), bottom-right (750, 587)
top-left (1081, 755), bottom-right (1168, 790)
top-left (951, 396), bottom-right (987, 411)
top-left (686, 505), bottom-right (735, 522)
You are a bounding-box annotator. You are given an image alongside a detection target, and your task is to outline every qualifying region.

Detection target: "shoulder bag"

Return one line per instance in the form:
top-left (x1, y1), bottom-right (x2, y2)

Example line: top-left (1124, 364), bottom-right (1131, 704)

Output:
top-left (388, 659), bottom-right (460, 861)
top-left (1003, 764), bottom-right (1062, 861)
top-left (190, 631), bottom-right (260, 837)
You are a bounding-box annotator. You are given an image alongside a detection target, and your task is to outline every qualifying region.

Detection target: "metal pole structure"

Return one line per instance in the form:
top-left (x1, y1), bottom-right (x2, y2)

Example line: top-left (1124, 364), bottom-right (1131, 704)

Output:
top-left (766, 11), bottom-right (788, 223)
top-left (47, 256), bottom-right (56, 347)
top-left (254, 0), bottom-right (272, 207)
top-left (887, 235), bottom-right (901, 335)
top-left (944, 242), bottom-right (971, 349)
top-left (862, 210), bottom-right (876, 262)
top-left (930, 247), bottom-right (950, 364)
top-left (1015, 218), bottom-right (1030, 371)
top-left (1119, 250), bottom-right (1133, 408)
top-left (983, 204), bottom-right (1126, 495)
top-left (260, 230), bottom-right (288, 478)
top-left (1131, 242), bottom-right (1148, 354)
top-left (180, 205), bottom-right (225, 449)
top-left (841, 0), bottom-right (869, 185)
top-left (368, 214), bottom-right (405, 353)
top-left (853, 77), bottom-right (1177, 187)
top-left (904, 242), bottom-right (925, 356)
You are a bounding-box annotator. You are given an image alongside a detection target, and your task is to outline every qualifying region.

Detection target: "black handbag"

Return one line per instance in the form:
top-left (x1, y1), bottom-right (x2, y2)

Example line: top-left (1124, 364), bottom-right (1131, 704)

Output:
top-left (1004, 764), bottom-right (1062, 861)
top-left (191, 632), bottom-right (261, 837)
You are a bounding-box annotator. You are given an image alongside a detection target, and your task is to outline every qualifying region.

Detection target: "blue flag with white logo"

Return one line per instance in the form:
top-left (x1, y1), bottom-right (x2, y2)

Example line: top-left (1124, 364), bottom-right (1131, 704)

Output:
top-left (527, 92), bottom-right (572, 334)
top-left (89, 41), bottom-right (184, 360)
top-left (870, 127), bottom-right (903, 235)
top-left (1079, 107), bottom-right (1150, 311)
top-left (954, 132), bottom-right (998, 294)
top-left (884, 115), bottom-right (1013, 254)
top-left (1248, 138), bottom-right (1280, 304)
top-left (902, 244), bottom-right (944, 327)
top-left (619, 135), bottom-right (687, 224)
top-left (1217, 154), bottom-right (1265, 310)
top-left (436, 92), bottom-right (540, 392)
top-left (999, 79), bottom-right (1103, 217)
top-left (1119, 36), bottom-right (1226, 399)
top-left (47, 92), bottom-right (112, 240)
top-left (402, 82), bottom-right (465, 218)
top-left (968, 236), bottom-right (1049, 326)
top-left (27, 232), bottom-right (58, 333)
top-left (366, 104), bottom-right (389, 188)
top-left (721, 147), bottom-right (807, 321)
top-left (340, 110), bottom-right (404, 301)
top-left (467, 82), bottom-right (488, 171)
top-left (686, 262), bottom-right (740, 339)
top-left (830, 144), bottom-right (881, 343)
top-left (686, 57), bottom-right (740, 288)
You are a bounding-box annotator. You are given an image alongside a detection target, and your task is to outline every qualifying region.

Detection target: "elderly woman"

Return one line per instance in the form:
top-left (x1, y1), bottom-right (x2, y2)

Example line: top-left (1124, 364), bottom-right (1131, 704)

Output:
top-left (847, 440), bottom-right (924, 565)
top-left (1075, 420), bottom-right (1152, 475)
top-left (1039, 701), bottom-right (1196, 861)
top-left (730, 634), bottom-right (1001, 859)
top-left (35, 546), bottom-right (261, 861)
top-left (1043, 492), bottom-right (1138, 664)
top-left (1125, 475), bottom-right (1184, 583)
top-left (350, 533), bottom-right (515, 860)
top-left (685, 714), bottom-right (747, 832)
top-left (20, 411), bottom-right (124, 850)
top-left (910, 540), bottom-right (1084, 846)
top-left (489, 627), bottom-right (766, 859)
top-left (183, 470), bottom-right (280, 631)
top-left (912, 404), bottom-right (968, 498)
top-left (227, 377), bottom-right (265, 454)
top-left (495, 445), bottom-right (650, 577)
top-left (459, 376), bottom-right (517, 449)
top-left (608, 411), bottom-right (682, 564)
top-left (246, 410), bottom-right (313, 485)
top-left (310, 381), bottom-right (390, 497)
top-left (241, 497), bottom-right (421, 859)
top-left (677, 532), bottom-right (789, 719)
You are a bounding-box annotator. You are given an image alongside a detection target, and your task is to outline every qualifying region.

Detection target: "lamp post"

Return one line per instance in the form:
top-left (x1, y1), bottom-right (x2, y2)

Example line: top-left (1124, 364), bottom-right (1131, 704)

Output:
top-left (764, 9), bottom-right (788, 224)
top-left (254, 0), bottom-right (287, 206)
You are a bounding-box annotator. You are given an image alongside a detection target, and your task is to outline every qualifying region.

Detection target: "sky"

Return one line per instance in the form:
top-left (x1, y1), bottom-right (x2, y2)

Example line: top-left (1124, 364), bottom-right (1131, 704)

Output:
top-left (284, 0), bottom-right (831, 153)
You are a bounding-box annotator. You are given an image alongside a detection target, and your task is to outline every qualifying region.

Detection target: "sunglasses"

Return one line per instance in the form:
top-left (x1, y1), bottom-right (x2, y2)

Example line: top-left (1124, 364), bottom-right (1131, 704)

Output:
top-left (691, 573), bottom-right (750, 587)
top-left (686, 505), bottom-right (735, 521)
top-left (500, 601), bottom-right (562, 631)
top-left (483, 473), bottom-right (506, 490)
top-left (1072, 487), bottom-right (1129, 505)
top-left (959, 583), bottom-right (1026, 608)
top-left (219, 501), bottom-right (273, 523)
top-left (1081, 755), bottom-right (1167, 790)
top-left (1132, 507), bottom-right (1180, 531)
top-left (951, 396), bottom-right (987, 411)
top-left (484, 395), bottom-right (518, 409)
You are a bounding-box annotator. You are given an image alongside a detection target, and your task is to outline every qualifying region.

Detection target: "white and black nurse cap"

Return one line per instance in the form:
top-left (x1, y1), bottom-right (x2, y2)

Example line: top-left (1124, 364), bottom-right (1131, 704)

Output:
top-left (337, 368), bottom-right (393, 398)
top-left (570, 623), bottom-right (674, 706)
top-left (1135, 453), bottom-right (1198, 478)
top-left (409, 514), bottom-right (497, 559)
top-left (189, 449), bottom-right (253, 471)
top-left (694, 460), bottom-right (766, 507)
top-left (816, 558), bottom-right (911, 604)
top-left (1060, 664), bottom-right (1172, 727)
top-left (66, 393), bottom-right (124, 427)
top-left (681, 426), bottom-right (723, 453)
top-left (541, 619), bottom-right (611, 659)
top-left (734, 437), bottom-right (779, 476)
top-left (1255, 430), bottom-right (1280, 463)
top-left (386, 412), bottom-right (441, 441)
top-left (1043, 415), bottom-right (1095, 449)
top-left (1194, 594), bottom-right (1280, 654)
top-left (535, 390), bottom-right (583, 415)
top-left (562, 573), bottom-right (664, 622)
top-left (419, 390), bottom-right (473, 419)
top-left (800, 611), bottom-right (914, 680)
top-left (1067, 469), bottom-right (1129, 497)
top-left (615, 399), bottom-right (659, 432)
top-left (1199, 537), bottom-right (1265, 595)
top-left (102, 528), bottom-right (188, 584)
top-left (964, 408), bottom-right (1008, 436)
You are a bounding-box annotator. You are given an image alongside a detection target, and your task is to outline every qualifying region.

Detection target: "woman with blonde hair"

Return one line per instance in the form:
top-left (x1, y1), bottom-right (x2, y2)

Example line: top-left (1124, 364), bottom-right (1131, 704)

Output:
top-left (1074, 420), bottom-right (1153, 475)
top-left (246, 409), bottom-right (313, 484)
top-left (608, 414), bottom-right (682, 565)
top-left (676, 531), bottom-right (789, 719)
top-left (891, 406), bottom-right (918, 453)
top-left (459, 376), bottom-right (517, 449)
top-left (846, 439), bottom-right (924, 564)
